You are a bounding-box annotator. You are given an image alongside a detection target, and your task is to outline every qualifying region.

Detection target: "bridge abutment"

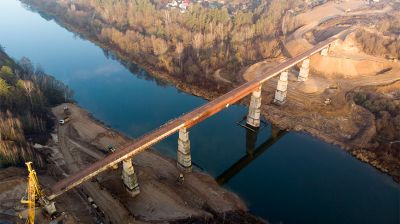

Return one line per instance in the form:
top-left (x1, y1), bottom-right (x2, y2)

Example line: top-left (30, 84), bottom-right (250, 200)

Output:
top-left (41, 199), bottom-right (57, 215)
top-left (177, 128), bottom-right (192, 172)
top-left (246, 85), bottom-right (262, 128)
top-left (298, 58), bottom-right (310, 82)
top-left (274, 71), bottom-right (289, 105)
top-left (122, 159), bottom-right (140, 197)
top-left (321, 47), bottom-right (329, 56)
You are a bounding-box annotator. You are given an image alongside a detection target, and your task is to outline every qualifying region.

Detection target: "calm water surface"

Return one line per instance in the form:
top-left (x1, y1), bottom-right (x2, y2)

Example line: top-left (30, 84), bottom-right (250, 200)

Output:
top-left (0, 1), bottom-right (398, 223)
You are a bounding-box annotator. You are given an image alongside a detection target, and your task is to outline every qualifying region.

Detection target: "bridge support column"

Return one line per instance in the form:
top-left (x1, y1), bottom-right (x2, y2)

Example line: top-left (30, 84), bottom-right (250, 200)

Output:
top-left (321, 47), bottom-right (329, 56)
top-left (122, 159), bottom-right (140, 197)
top-left (177, 128), bottom-right (192, 172)
top-left (298, 58), bottom-right (310, 82)
top-left (246, 85), bottom-right (262, 128)
top-left (274, 71), bottom-right (289, 105)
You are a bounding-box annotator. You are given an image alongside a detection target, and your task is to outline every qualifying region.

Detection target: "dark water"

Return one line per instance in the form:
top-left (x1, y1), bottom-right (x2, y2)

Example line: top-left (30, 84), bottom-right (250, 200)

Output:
top-left (0, 0), bottom-right (398, 223)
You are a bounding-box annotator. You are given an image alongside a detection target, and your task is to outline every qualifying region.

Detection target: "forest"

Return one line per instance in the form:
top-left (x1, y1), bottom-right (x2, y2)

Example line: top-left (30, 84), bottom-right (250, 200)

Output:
top-left (354, 6), bottom-right (400, 59)
top-left (21, 0), bottom-right (302, 91)
top-left (353, 90), bottom-right (400, 170)
top-left (0, 47), bottom-right (72, 166)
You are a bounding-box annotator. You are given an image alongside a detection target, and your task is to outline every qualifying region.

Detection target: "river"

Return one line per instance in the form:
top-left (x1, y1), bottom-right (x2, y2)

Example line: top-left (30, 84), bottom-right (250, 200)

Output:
top-left (0, 0), bottom-right (398, 223)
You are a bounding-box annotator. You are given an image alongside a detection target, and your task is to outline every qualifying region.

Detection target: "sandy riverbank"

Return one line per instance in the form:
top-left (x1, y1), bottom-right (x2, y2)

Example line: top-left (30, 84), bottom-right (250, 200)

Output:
top-left (50, 103), bottom-right (266, 223)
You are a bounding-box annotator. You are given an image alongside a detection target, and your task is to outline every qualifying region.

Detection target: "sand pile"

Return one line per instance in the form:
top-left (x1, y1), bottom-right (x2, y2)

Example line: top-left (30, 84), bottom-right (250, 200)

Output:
top-left (310, 32), bottom-right (391, 78)
top-left (296, 76), bottom-right (330, 94)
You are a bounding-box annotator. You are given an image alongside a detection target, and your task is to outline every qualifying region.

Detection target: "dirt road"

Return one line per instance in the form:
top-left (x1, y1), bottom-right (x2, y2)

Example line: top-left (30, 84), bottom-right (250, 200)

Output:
top-left (57, 123), bottom-right (135, 224)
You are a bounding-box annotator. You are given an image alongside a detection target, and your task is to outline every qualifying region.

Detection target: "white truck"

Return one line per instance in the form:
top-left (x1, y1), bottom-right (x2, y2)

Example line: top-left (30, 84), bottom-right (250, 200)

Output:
top-left (59, 116), bottom-right (71, 125)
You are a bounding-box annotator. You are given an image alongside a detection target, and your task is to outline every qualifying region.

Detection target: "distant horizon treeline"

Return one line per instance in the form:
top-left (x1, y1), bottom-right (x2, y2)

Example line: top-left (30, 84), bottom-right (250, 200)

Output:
top-left (0, 46), bottom-right (72, 167)
top-left (21, 0), bottom-right (303, 91)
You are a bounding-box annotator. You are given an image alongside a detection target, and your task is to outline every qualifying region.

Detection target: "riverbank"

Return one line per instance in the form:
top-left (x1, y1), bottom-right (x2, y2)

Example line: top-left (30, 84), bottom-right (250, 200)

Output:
top-left (0, 101), bottom-right (267, 223)
top-left (50, 103), bottom-right (266, 223)
top-left (18, 0), bottom-right (232, 101)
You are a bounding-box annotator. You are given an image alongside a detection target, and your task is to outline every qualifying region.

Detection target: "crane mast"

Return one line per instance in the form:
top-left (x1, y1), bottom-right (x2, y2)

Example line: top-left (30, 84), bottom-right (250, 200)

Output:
top-left (20, 162), bottom-right (55, 224)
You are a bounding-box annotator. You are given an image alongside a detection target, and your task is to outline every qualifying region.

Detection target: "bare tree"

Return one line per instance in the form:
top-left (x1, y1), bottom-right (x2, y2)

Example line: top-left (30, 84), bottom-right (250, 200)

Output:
top-left (192, 33), bottom-right (203, 58)
top-left (175, 42), bottom-right (184, 71)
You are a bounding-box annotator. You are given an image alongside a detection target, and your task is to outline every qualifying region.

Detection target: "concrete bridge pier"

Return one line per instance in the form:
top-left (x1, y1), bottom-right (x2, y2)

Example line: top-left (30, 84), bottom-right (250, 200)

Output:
top-left (274, 71), bottom-right (289, 105)
top-left (177, 128), bottom-right (192, 172)
top-left (298, 58), bottom-right (310, 82)
top-left (246, 85), bottom-right (262, 128)
top-left (122, 159), bottom-right (140, 197)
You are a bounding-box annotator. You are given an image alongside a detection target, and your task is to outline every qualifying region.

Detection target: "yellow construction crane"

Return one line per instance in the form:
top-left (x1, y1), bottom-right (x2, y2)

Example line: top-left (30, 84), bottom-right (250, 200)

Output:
top-left (20, 161), bottom-right (44, 224)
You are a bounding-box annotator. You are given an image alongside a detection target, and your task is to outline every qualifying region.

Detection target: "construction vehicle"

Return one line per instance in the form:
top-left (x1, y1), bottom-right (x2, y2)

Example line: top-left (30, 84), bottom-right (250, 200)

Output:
top-left (104, 145), bottom-right (119, 169)
top-left (106, 144), bottom-right (116, 153)
top-left (324, 98), bottom-right (332, 105)
top-left (20, 162), bottom-right (57, 224)
top-left (59, 116), bottom-right (71, 125)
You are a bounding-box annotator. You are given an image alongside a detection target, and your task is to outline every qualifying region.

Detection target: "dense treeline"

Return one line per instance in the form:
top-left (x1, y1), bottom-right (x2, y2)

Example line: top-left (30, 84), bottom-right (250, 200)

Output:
top-left (354, 10), bottom-right (400, 59)
top-left (0, 47), bottom-right (72, 166)
top-left (353, 91), bottom-right (400, 159)
top-left (21, 0), bottom-right (302, 90)
top-left (355, 30), bottom-right (400, 59)
top-left (353, 89), bottom-right (400, 181)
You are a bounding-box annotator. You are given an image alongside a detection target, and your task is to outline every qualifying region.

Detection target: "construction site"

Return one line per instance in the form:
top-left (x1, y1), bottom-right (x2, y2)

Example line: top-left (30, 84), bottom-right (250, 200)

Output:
top-left (0, 0), bottom-right (399, 223)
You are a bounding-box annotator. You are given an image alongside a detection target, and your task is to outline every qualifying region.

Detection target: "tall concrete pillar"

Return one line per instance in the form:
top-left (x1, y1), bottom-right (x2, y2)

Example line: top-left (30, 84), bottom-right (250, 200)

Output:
top-left (246, 85), bottom-right (262, 128)
top-left (274, 71), bottom-right (289, 105)
top-left (298, 58), bottom-right (310, 82)
top-left (177, 128), bottom-right (192, 172)
top-left (122, 159), bottom-right (140, 197)
top-left (321, 47), bottom-right (329, 56)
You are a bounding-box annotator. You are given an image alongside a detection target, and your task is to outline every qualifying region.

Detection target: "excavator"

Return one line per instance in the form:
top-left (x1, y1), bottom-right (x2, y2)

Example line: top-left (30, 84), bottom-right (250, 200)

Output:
top-left (20, 162), bottom-right (57, 224)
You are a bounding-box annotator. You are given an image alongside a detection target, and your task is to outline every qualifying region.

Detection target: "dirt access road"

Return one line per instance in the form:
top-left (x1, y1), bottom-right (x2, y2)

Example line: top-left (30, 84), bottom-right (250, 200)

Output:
top-left (57, 123), bottom-right (134, 223)
top-left (52, 104), bottom-right (264, 223)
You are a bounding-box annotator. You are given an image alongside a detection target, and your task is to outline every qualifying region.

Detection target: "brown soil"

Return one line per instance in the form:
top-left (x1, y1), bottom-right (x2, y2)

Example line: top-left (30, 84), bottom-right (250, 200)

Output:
top-left (0, 103), bottom-right (266, 224)
top-left (50, 103), bottom-right (266, 223)
top-left (0, 167), bottom-right (89, 224)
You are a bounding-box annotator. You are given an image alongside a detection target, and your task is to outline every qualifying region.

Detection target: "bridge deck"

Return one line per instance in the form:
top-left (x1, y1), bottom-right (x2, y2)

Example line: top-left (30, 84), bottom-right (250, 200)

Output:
top-left (48, 37), bottom-right (337, 199)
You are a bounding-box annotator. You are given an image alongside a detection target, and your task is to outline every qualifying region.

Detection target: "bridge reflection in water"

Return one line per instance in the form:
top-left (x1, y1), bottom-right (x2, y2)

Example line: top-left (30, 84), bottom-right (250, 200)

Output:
top-left (216, 125), bottom-right (287, 185)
